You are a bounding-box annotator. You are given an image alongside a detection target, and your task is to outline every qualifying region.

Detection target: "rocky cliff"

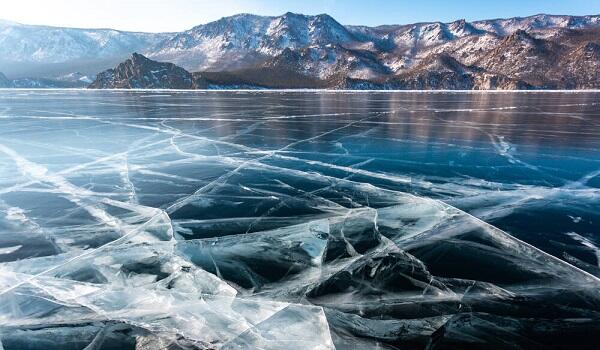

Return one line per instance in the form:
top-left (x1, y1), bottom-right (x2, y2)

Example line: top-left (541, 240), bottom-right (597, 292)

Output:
top-left (88, 53), bottom-right (199, 89)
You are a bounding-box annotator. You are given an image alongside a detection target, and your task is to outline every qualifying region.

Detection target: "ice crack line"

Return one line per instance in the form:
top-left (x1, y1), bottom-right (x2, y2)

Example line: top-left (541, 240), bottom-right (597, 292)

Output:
top-left (0, 143), bottom-right (174, 296)
top-left (165, 113), bottom-right (386, 214)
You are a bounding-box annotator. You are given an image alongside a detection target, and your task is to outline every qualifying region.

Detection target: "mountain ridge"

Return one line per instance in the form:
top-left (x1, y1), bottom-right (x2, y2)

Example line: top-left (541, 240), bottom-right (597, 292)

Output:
top-left (1, 12), bottom-right (600, 89)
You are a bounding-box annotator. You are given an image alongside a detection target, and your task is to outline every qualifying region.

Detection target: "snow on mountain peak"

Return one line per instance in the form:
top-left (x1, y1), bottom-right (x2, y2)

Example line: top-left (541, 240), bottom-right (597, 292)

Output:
top-left (1, 12), bottom-right (600, 85)
top-left (0, 22), bottom-right (169, 64)
top-left (147, 12), bottom-right (356, 71)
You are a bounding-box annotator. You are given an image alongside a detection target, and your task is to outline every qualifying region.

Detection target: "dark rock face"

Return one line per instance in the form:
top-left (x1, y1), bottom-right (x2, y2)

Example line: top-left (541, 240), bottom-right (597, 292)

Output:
top-left (89, 53), bottom-right (195, 89)
top-left (560, 41), bottom-right (600, 89)
top-left (389, 54), bottom-right (475, 90)
top-left (0, 72), bottom-right (13, 88)
top-left (475, 30), bottom-right (557, 87)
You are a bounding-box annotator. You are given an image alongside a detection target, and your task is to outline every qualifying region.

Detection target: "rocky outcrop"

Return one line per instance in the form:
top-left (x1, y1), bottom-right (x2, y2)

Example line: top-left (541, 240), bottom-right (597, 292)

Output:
top-left (474, 30), bottom-right (558, 87)
top-left (559, 41), bottom-right (600, 89)
top-left (389, 54), bottom-right (475, 89)
top-left (472, 74), bottom-right (532, 90)
top-left (89, 53), bottom-right (197, 89)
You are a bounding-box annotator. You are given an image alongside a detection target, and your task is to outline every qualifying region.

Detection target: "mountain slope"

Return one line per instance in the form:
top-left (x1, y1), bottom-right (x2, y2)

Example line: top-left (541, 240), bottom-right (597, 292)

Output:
top-left (148, 13), bottom-right (357, 71)
top-left (0, 20), bottom-right (169, 78)
top-left (476, 30), bottom-right (559, 87)
top-left (148, 13), bottom-right (600, 90)
top-left (4, 13), bottom-right (600, 89)
top-left (560, 41), bottom-right (600, 88)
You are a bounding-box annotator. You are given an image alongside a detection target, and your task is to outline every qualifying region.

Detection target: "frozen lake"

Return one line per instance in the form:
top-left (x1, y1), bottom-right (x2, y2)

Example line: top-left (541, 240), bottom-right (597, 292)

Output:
top-left (0, 90), bottom-right (599, 349)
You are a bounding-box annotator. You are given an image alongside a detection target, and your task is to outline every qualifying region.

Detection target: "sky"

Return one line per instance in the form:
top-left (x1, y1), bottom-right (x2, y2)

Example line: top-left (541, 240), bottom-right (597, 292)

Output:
top-left (2, 0), bottom-right (600, 32)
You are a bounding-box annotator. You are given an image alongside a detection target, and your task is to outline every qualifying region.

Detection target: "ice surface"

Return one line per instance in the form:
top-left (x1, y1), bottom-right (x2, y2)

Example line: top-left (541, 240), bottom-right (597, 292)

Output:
top-left (0, 90), bottom-right (599, 349)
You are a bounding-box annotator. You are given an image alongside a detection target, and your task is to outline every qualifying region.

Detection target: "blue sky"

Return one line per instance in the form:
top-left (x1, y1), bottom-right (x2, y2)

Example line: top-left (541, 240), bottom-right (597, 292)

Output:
top-left (3, 0), bottom-right (600, 32)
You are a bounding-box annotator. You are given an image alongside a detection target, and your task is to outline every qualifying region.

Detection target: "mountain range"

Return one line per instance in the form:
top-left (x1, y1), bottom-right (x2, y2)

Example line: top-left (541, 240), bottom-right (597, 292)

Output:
top-left (1, 13), bottom-right (600, 89)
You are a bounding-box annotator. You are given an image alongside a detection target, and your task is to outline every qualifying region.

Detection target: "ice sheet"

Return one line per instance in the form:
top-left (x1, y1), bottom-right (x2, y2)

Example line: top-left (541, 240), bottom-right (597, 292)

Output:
top-left (0, 90), bottom-right (599, 349)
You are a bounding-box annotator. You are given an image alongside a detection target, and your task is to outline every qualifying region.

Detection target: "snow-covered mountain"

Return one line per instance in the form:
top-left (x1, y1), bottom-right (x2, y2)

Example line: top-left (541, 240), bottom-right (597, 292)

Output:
top-left (3, 13), bottom-right (600, 89)
top-left (147, 13), bottom-right (600, 74)
top-left (346, 14), bottom-right (600, 51)
top-left (148, 13), bottom-right (357, 71)
top-left (145, 13), bottom-right (600, 87)
top-left (0, 20), bottom-right (169, 78)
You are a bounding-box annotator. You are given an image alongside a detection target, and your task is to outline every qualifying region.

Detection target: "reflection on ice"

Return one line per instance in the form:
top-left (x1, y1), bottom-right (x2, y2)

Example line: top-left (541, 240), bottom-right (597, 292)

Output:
top-left (0, 90), bottom-right (599, 349)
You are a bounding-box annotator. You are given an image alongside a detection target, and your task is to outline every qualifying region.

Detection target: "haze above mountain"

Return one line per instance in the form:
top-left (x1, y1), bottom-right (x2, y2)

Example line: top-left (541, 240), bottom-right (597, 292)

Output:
top-left (1, 12), bottom-right (599, 89)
